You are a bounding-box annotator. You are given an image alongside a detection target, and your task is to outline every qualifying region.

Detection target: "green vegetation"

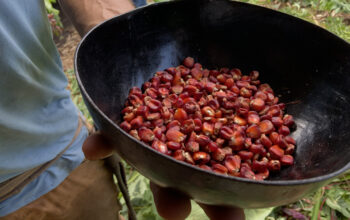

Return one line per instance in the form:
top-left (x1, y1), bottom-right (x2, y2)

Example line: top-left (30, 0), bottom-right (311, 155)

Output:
top-left (45, 0), bottom-right (63, 36)
top-left (64, 0), bottom-right (350, 219)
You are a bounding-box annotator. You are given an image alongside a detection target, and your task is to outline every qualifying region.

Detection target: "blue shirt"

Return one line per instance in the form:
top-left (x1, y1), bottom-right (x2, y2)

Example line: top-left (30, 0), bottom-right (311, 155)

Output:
top-left (0, 1), bottom-right (88, 216)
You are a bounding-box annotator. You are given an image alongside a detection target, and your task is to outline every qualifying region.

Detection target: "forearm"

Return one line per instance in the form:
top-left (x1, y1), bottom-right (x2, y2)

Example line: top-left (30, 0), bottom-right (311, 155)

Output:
top-left (59, 0), bottom-right (135, 37)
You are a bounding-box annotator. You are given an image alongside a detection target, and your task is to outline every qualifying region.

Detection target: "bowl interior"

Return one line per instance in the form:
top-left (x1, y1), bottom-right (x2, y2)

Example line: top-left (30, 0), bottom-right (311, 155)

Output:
top-left (76, 0), bottom-right (350, 181)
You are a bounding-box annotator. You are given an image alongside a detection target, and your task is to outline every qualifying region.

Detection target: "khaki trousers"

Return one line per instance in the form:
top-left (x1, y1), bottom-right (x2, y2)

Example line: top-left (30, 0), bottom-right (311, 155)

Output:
top-left (0, 160), bottom-right (121, 220)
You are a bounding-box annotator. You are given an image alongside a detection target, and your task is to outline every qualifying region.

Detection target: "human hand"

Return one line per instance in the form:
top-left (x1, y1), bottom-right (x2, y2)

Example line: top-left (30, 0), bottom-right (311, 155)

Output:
top-left (150, 182), bottom-right (245, 220)
top-left (82, 132), bottom-right (114, 160)
top-left (83, 134), bottom-right (245, 219)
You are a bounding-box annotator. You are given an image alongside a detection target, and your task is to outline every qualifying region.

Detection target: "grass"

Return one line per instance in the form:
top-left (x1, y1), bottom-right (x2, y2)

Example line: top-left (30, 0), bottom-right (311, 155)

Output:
top-left (64, 0), bottom-right (350, 219)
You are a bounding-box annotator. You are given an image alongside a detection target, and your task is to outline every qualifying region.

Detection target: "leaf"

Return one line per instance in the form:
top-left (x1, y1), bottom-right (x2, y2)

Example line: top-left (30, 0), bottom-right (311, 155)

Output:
top-left (325, 188), bottom-right (350, 218)
top-left (311, 188), bottom-right (324, 220)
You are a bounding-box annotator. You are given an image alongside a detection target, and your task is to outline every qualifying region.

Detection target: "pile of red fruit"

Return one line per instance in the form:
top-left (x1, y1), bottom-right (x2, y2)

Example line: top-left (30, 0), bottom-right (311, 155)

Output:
top-left (120, 57), bottom-right (296, 180)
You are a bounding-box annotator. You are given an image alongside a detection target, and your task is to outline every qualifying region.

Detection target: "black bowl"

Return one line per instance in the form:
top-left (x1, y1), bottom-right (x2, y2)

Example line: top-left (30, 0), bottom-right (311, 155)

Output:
top-left (75, 0), bottom-right (350, 208)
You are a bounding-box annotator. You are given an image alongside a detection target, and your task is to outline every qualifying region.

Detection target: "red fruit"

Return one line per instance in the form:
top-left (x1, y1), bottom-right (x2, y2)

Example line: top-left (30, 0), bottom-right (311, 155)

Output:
top-left (199, 165), bottom-right (212, 171)
top-left (202, 106), bottom-right (215, 117)
top-left (250, 144), bottom-right (265, 155)
top-left (204, 81), bottom-right (217, 93)
top-left (212, 164), bottom-right (228, 175)
top-left (220, 126), bottom-right (234, 139)
top-left (236, 80), bottom-right (250, 88)
top-left (216, 138), bottom-right (225, 146)
top-left (281, 155), bottom-right (294, 166)
top-left (228, 131), bottom-right (245, 148)
top-left (268, 160), bottom-right (281, 171)
top-left (152, 118), bottom-right (163, 127)
top-left (184, 152), bottom-right (195, 165)
top-left (145, 88), bottom-right (158, 99)
top-left (278, 125), bottom-right (290, 136)
top-left (269, 145), bottom-right (284, 159)
top-left (246, 124), bottom-right (261, 139)
top-left (271, 117), bottom-right (283, 127)
top-left (260, 134), bottom-right (272, 147)
top-left (145, 112), bottom-right (161, 121)
top-left (160, 72), bottom-right (174, 83)
top-left (184, 84), bottom-right (198, 95)
top-left (129, 95), bottom-right (143, 107)
top-left (183, 57), bottom-right (195, 68)
top-left (147, 99), bottom-right (162, 112)
top-left (238, 151), bottom-right (254, 160)
top-left (260, 114), bottom-right (272, 121)
top-left (120, 121), bottom-right (131, 132)
top-left (254, 91), bottom-right (267, 101)
top-left (172, 71), bottom-right (182, 85)
top-left (191, 68), bottom-right (203, 80)
top-left (193, 152), bottom-right (210, 164)
top-left (166, 129), bottom-right (186, 143)
top-left (122, 106), bottom-right (134, 114)
top-left (255, 169), bottom-right (269, 180)
top-left (252, 158), bottom-right (268, 172)
top-left (171, 85), bottom-right (183, 94)
top-left (208, 141), bottom-right (219, 152)
top-left (225, 78), bottom-right (234, 88)
top-left (193, 63), bottom-right (202, 69)
top-left (181, 119), bottom-right (195, 134)
top-left (277, 135), bottom-right (289, 148)
top-left (196, 134), bottom-right (210, 147)
top-left (173, 149), bottom-right (185, 161)
top-left (240, 166), bottom-right (255, 179)
top-left (165, 67), bottom-right (176, 75)
top-left (250, 70), bottom-right (259, 80)
top-left (162, 98), bottom-right (173, 108)
top-left (152, 140), bottom-right (168, 154)
top-left (285, 136), bottom-right (296, 145)
top-left (240, 87), bottom-right (252, 98)
top-left (247, 112), bottom-right (260, 125)
top-left (283, 114), bottom-right (294, 127)
top-left (259, 120), bottom-right (274, 134)
top-left (208, 99), bottom-right (220, 110)
top-left (129, 129), bottom-right (140, 140)
top-left (179, 66), bottom-right (190, 77)
top-left (193, 118), bottom-right (203, 132)
top-left (174, 108), bottom-right (188, 122)
top-left (167, 120), bottom-right (181, 130)
top-left (136, 105), bottom-right (148, 117)
top-left (130, 116), bottom-right (143, 129)
top-left (153, 127), bottom-right (163, 139)
top-left (285, 144), bottom-right (295, 155)
top-left (167, 141), bottom-right (182, 150)
top-left (123, 112), bottom-right (135, 122)
top-left (269, 132), bottom-right (279, 144)
top-left (233, 115), bottom-right (247, 126)
top-left (158, 87), bottom-right (169, 97)
top-left (212, 148), bottom-right (226, 161)
top-left (183, 101), bottom-right (197, 113)
top-left (224, 155), bottom-right (241, 175)
top-left (216, 74), bottom-right (227, 84)
top-left (250, 98), bottom-right (265, 112)
top-left (129, 86), bottom-right (142, 95)
top-left (138, 127), bottom-right (155, 142)
top-left (202, 122), bottom-right (214, 136)
top-left (186, 141), bottom-right (200, 153)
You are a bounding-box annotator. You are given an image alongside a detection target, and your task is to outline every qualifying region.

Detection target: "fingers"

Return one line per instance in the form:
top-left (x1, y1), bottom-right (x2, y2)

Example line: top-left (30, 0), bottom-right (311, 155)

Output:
top-left (197, 203), bottom-right (245, 220)
top-left (82, 133), bottom-right (114, 160)
top-left (150, 182), bottom-right (192, 220)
